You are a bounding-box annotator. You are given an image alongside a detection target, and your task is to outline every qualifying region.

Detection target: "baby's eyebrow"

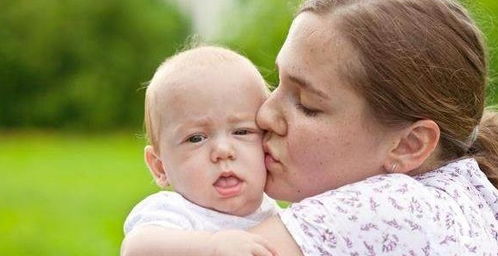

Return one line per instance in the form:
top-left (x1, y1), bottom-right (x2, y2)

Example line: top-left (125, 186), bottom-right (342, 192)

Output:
top-left (227, 113), bottom-right (255, 124)
top-left (172, 118), bottom-right (211, 134)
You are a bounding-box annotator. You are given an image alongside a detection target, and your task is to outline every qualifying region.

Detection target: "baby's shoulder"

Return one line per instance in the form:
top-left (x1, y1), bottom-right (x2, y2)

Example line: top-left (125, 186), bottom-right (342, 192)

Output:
top-left (123, 191), bottom-right (193, 234)
top-left (132, 190), bottom-right (185, 210)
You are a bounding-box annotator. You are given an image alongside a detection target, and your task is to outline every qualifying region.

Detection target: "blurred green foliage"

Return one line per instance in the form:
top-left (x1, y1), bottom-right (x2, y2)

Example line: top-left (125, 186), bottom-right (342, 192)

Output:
top-left (0, 0), bottom-right (190, 130)
top-left (221, 0), bottom-right (498, 104)
top-left (1, 1), bottom-right (498, 256)
top-left (219, 0), bottom-right (299, 88)
top-left (0, 0), bottom-right (497, 131)
top-left (464, 0), bottom-right (498, 105)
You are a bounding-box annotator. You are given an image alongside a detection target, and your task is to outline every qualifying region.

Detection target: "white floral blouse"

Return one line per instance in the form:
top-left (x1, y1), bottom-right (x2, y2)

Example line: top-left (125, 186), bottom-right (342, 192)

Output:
top-left (279, 158), bottom-right (498, 255)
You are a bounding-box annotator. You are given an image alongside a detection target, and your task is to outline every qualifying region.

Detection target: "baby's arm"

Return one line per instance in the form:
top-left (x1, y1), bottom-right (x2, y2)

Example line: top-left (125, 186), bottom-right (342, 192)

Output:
top-left (121, 225), bottom-right (277, 256)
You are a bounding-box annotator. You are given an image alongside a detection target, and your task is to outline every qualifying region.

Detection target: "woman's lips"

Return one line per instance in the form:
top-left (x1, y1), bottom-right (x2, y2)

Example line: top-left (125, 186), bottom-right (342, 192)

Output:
top-left (263, 143), bottom-right (280, 162)
top-left (213, 175), bottom-right (243, 198)
top-left (265, 153), bottom-right (280, 169)
top-left (263, 142), bottom-right (282, 171)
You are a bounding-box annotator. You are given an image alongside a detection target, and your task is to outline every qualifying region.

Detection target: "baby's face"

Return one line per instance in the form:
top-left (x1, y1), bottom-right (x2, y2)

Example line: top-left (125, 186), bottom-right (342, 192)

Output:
top-left (156, 62), bottom-right (268, 216)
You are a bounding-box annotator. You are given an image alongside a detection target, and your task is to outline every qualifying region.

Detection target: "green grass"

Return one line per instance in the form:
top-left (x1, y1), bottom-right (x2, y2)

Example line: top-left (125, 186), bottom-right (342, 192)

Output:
top-left (0, 132), bottom-right (157, 256)
top-left (0, 132), bottom-right (288, 256)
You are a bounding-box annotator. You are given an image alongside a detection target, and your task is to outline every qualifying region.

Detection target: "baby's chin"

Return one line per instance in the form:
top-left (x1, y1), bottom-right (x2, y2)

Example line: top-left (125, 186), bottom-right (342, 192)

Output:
top-left (214, 195), bottom-right (264, 217)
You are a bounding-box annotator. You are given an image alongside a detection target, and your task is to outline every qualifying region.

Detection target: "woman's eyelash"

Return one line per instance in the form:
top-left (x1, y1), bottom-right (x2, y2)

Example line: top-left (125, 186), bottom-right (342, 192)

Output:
top-left (296, 103), bottom-right (320, 117)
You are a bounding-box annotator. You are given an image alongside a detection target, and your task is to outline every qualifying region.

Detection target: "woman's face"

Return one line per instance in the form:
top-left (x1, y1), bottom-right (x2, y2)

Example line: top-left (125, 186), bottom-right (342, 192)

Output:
top-left (257, 13), bottom-right (395, 202)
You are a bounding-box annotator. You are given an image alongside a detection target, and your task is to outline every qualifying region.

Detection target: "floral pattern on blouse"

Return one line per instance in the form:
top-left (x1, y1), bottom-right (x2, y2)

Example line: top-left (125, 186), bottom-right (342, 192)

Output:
top-left (279, 158), bottom-right (498, 255)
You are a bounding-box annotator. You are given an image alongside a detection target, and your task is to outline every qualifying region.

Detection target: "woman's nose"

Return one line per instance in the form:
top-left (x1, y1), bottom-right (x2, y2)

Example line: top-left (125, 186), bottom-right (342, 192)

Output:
top-left (210, 136), bottom-right (236, 162)
top-left (256, 88), bottom-right (287, 136)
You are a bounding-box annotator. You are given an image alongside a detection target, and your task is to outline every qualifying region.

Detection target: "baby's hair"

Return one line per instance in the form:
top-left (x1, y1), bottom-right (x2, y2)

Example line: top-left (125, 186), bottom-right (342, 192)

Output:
top-left (180, 34), bottom-right (206, 52)
top-left (144, 44), bottom-right (265, 152)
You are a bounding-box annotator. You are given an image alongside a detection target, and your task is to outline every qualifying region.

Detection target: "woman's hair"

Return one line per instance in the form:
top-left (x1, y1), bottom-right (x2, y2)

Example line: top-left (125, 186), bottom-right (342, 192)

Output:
top-left (298, 0), bottom-right (498, 186)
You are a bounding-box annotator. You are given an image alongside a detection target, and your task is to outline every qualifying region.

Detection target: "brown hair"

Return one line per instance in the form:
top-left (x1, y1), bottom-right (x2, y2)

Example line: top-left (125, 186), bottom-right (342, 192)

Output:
top-left (299, 0), bottom-right (498, 187)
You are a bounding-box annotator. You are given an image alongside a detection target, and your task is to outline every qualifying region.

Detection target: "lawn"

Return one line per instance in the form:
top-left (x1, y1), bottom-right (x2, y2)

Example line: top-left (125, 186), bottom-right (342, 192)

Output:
top-left (0, 132), bottom-right (157, 256)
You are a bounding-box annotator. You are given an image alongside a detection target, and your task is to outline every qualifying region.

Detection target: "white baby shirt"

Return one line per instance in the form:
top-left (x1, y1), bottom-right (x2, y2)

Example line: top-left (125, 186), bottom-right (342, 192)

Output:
top-left (124, 191), bottom-right (279, 234)
top-left (280, 158), bottom-right (498, 255)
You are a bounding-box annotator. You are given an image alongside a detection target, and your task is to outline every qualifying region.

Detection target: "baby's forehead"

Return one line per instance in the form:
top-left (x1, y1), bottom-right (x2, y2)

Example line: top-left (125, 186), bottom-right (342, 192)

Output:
top-left (149, 47), bottom-right (265, 97)
top-left (147, 46), bottom-right (268, 120)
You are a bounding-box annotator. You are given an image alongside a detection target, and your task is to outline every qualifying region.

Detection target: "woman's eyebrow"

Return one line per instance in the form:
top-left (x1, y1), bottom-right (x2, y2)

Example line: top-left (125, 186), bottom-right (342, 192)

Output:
top-left (288, 74), bottom-right (329, 100)
top-left (276, 62), bottom-right (329, 100)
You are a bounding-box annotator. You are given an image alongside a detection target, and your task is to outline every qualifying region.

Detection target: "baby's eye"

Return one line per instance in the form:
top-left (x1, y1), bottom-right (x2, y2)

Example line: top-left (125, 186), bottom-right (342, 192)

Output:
top-left (186, 134), bottom-right (206, 143)
top-left (233, 129), bottom-right (251, 135)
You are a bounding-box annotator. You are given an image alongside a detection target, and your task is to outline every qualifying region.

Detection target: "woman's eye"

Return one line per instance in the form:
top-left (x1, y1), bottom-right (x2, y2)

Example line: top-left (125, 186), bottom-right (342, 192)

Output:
top-left (234, 129), bottom-right (250, 135)
top-left (296, 103), bottom-right (320, 117)
top-left (186, 134), bottom-right (206, 143)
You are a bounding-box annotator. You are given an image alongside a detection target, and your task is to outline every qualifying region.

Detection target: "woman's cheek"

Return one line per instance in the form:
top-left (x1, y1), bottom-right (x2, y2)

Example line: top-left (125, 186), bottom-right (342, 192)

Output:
top-left (289, 125), bottom-right (331, 172)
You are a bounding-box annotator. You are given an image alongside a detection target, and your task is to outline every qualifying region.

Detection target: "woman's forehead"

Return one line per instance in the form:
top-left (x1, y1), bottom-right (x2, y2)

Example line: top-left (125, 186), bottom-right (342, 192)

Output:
top-left (278, 13), bottom-right (346, 67)
top-left (277, 13), bottom-right (353, 89)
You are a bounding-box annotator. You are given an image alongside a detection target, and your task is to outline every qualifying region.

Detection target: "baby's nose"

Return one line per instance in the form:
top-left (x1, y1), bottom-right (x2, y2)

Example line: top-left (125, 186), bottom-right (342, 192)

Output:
top-left (210, 137), bottom-right (236, 162)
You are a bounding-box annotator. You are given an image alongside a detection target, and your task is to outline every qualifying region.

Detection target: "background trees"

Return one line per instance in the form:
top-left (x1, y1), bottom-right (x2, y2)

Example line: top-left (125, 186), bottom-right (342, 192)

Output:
top-left (0, 0), bottom-right (496, 132)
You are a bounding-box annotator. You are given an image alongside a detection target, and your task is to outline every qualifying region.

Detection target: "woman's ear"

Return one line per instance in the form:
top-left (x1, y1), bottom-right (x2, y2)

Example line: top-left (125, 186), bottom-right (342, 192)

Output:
top-left (144, 145), bottom-right (169, 188)
top-left (384, 120), bottom-right (440, 174)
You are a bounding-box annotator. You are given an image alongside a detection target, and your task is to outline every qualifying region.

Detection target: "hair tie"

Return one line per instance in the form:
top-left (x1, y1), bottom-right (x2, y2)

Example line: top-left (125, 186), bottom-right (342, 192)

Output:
top-left (468, 126), bottom-right (479, 146)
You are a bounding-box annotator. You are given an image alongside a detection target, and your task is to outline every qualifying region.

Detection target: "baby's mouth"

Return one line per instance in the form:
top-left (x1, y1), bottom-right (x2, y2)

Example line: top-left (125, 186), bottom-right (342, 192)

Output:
top-left (213, 172), bottom-right (243, 198)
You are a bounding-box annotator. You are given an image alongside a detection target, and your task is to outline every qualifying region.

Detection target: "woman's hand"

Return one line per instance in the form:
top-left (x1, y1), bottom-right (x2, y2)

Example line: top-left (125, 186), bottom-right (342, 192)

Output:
top-left (208, 230), bottom-right (278, 256)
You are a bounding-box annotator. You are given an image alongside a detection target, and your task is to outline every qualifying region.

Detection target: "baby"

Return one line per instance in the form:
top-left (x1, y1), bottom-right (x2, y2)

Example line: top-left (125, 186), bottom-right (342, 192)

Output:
top-left (122, 46), bottom-right (279, 255)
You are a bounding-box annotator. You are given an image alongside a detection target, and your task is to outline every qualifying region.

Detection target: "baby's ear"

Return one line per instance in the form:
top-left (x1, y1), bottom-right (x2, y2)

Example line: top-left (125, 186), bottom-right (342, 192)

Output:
top-left (144, 145), bottom-right (169, 188)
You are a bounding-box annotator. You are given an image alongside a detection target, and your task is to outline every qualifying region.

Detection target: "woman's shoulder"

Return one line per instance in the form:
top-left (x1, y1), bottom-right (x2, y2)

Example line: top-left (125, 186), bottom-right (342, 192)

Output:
top-left (279, 174), bottom-right (441, 254)
top-left (279, 159), bottom-right (498, 255)
top-left (286, 170), bottom-right (474, 225)
top-left (296, 159), bottom-right (490, 211)
top-left (288, 173), bottom-right (433, 217)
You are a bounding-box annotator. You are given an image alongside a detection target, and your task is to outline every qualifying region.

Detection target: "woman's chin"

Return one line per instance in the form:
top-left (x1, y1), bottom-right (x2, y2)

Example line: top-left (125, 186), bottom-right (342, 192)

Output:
top-left (264, 178), bottom-right (299, 202)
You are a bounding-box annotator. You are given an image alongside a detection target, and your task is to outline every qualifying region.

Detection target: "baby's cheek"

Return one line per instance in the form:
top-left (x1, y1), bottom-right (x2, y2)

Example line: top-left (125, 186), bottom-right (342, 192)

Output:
top-left (242, 143), bottom-right (266, 173)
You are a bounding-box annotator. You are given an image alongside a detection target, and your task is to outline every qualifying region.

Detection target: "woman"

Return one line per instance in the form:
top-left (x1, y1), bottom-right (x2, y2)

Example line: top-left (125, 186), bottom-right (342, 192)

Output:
top-left (123, 0), bottom-right (498, 255)
top-left (251, 0), bottom-right (498, 254)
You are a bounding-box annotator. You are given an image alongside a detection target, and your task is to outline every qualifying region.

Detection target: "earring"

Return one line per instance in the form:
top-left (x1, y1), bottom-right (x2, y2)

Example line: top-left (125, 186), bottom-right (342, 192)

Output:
top-left (390, 162), bottom-right (398, 173)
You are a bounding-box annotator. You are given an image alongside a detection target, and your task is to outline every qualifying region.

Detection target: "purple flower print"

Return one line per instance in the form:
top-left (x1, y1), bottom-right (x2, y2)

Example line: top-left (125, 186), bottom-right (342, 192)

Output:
top-left (465, 243), bottom-right (477, 253)
top-left (404, 218), bottom-right (421, 231)
top-left (388, 197), bottom-right (404, 210)
top-left (439, 235), bottom-right (457, 245)
top-left (279, 158), bottom-right (498, 256)
top-left (360, 222), bottom-right (378, 231)
top-left (422, 242), bottom-right (431, 256)
top-left (343, 236), bottom-right (353, 249)
top-left (321, 229), bottom-right (337, 248)
top-left (381, 233), bottom-right (399, 252)
top-left (370, 197), bottom-right (380, 212)
top-left (363, 241), bottom-right (376, 256)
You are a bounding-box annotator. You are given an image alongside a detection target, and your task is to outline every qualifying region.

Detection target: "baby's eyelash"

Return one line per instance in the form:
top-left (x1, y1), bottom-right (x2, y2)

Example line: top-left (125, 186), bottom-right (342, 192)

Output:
top-left (296, 103), bottom-right (320, 117)
top-left (234, 128), bottom-right (261, 135)
top-left (185, 134), bottom-right (206, 143)
top-left (234, 129), bottom-right (250, 135)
